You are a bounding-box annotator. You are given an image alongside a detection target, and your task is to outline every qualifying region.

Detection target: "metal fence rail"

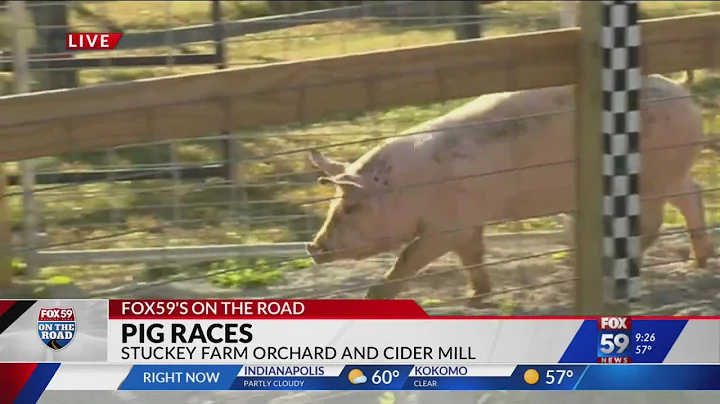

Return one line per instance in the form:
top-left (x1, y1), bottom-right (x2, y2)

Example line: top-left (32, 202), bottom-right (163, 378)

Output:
top-left (32, 230), bottom-right (568, 265)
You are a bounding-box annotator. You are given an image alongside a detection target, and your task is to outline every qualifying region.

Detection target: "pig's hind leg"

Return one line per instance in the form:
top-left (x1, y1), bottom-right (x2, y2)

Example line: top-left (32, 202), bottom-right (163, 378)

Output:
top-left (639, 200), bottom-right (665, 256)
top-left (365, 235), bottom-right (454, 300)
top-left (453, 227), bottom-right (492, 309)
top-left (666, 177), bottom-right (716, 268)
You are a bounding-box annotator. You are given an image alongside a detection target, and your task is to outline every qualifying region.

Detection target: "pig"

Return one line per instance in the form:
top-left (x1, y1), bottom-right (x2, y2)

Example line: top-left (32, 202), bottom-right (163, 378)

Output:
top-left (305, 75), bottom-right (716, 306)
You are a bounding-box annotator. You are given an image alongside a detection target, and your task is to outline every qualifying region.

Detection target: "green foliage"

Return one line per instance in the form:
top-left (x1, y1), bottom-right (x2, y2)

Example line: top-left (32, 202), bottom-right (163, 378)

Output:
top-left (498, 298), bottom-right (517, 316)
top-left (420, 298), bottom-right (444, 308)
top-left (207, 257), bottom-right (311, 289)
top-left (551, 251), bottom-right (569, 264)
top-left (46, 275), bottom-right (73, 285)
top-left (11, 258), bottom-right (26, 276)
top-left (689, 75), bottom-right (720, 113)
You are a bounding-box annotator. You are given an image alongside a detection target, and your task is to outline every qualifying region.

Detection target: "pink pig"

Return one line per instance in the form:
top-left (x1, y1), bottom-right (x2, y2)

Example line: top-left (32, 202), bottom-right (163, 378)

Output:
top-left (306, 75), bottom-right (716, 306)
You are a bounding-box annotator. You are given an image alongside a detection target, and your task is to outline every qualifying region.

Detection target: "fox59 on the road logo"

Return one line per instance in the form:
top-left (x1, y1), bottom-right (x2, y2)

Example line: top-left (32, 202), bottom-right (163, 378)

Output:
top-left (37, 307), bottom-right (76, 351)
top-left (597, 316), bottom-right (632, 364)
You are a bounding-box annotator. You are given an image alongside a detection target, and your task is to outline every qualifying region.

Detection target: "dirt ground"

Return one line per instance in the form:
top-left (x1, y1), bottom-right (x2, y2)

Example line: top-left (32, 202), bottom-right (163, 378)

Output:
top-left (115, 230), bottom-right (720, 317)
top-left (37, 231), bottom-right (720, 404)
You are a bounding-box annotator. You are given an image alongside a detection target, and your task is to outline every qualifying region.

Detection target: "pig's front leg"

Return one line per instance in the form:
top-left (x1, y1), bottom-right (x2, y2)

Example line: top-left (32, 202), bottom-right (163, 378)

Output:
top-left (365, 235), bottom-right (453, 300)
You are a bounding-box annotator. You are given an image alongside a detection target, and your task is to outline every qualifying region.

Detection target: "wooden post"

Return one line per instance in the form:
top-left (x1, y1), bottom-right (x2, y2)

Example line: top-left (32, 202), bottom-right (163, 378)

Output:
top-left (454, 1), bottom-right (482, 41)
top-left (574, 2), bottom-right (605, 315)
top-left (212, 0), bottom-right (235, 189)
top-left (212, 4), bottom-right (232, 176)
top-left (11, 1), bottom-right (39, 279)
top-left (23, 3), bottom-right (74, 277)
top-left (31, 3), bottom-right (78, 90)
top-left (211, 0), bottom-right (246, 222)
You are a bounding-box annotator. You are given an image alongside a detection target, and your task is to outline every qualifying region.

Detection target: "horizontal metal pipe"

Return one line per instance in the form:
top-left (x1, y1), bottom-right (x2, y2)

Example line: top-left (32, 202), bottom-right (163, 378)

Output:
top-left (32, 231), bottom-right (568, 266)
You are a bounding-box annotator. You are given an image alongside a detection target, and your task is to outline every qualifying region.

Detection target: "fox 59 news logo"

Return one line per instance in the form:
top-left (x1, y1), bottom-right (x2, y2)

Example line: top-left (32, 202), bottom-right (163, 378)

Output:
top-left (37, 307), bottom-right (76, 351)
top-left (597, 316), bottom-right (632, 364)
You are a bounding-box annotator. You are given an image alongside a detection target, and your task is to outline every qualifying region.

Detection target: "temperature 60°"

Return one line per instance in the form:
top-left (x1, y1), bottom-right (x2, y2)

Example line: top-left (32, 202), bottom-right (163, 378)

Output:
top-left (372, 370), bottom-right (400, 385)
top-left (545, 370), bottom-right (574, 385)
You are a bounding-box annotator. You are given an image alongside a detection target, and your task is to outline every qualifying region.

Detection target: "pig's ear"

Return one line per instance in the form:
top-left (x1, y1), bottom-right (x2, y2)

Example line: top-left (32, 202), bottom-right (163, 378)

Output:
top-left (309, 149), bottom-right (346, 176)
top-left (317, 174), bottom-right (364, 189)
top-left (333, 174), bottom-right (364, 189)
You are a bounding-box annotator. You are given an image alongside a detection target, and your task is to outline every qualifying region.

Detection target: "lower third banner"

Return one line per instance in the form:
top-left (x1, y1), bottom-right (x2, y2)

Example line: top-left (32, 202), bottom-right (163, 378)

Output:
top-left (6, 363), bottom-right (720, 401)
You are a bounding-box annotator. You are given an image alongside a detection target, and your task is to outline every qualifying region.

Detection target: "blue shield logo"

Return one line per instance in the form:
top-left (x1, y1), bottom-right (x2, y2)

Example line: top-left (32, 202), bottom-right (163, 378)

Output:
top-left (37, 307), bottom-right (76, 351)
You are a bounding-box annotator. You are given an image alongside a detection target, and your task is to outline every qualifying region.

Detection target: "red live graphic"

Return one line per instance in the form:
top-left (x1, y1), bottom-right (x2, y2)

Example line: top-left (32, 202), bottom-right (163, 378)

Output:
top-left (66, 33), bottom-right (123, 50)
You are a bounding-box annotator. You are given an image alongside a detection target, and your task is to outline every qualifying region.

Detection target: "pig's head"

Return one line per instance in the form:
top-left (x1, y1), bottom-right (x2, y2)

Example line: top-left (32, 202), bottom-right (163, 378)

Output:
top-left (306, 149), bottom-right (399, 264)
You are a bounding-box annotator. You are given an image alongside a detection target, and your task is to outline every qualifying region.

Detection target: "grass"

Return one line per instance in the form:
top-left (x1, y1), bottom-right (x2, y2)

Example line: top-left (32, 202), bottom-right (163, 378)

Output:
top-left (207, 257), bottom-right (313, 288)
top-left (7, 1), bottom-right (720, 291)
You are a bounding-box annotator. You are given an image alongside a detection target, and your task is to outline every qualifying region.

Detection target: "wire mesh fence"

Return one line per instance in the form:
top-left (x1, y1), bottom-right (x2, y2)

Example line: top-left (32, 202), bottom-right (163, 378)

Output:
top-left (0, 1), bottom-right (718, 325)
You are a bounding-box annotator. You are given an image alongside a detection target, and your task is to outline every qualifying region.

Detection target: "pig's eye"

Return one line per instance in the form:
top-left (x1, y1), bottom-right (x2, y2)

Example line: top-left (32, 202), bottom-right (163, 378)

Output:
top-left (343, 204), bottom-right (360, 215)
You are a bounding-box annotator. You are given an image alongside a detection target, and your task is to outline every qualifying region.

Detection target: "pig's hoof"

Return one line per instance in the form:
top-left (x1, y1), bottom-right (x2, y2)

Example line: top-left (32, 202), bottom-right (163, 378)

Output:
top-left (695, 248), bottom-right (716, 269)
top-left (696, 253), bottom-right (715, 269)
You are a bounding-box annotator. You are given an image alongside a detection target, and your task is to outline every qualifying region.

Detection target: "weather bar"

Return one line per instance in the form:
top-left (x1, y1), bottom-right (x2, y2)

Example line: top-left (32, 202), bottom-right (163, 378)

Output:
top-left (70, 364), bottom-right (720, 391)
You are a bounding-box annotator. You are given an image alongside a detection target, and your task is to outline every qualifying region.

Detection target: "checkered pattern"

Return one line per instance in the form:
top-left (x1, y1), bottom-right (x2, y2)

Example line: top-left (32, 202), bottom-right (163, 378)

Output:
top-left (601, 0), bottom-right (641, 303)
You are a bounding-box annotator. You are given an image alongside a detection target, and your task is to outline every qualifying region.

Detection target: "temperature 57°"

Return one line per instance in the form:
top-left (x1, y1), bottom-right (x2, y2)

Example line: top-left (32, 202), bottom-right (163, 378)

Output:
top-left (545, 369), bottom-right (574, 385)
top-left (635, 345), bottom-right (652, 355)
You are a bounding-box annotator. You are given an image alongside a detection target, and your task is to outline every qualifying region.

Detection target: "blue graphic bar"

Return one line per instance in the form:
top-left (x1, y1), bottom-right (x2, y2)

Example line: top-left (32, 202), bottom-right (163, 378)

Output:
top-left (117, 364), bottom-right (720, 391)
top-left (559, 319), bottom-right (688, 364)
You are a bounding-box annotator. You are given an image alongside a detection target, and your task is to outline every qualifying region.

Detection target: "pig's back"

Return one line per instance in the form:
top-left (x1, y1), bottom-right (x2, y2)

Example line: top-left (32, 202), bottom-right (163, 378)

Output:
top-left (418, 75), bottom-right (698, 166)
top-left (410, 85), bottom-right (574, 178)
top-left (407, 75), bottom-right (702, 224)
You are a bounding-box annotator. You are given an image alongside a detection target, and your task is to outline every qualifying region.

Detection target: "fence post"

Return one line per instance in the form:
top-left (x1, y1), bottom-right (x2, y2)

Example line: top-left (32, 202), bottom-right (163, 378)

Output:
top-left (454, 1), bottom-right (481, 41)
top-left (601, 0), bottom-right (641, 314)
top-left (212, 0), bottom-right (241, 217)
top-left (10, 1), bottom-right (39, 278)
top-left (574, 2), bottom-right (605, 315)
top-left (30, 2), bottom-right (78, 90)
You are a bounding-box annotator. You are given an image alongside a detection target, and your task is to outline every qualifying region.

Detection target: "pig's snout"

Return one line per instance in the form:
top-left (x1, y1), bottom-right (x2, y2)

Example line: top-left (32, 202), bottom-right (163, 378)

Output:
top-left (306, 240), bottom-right (330, 264)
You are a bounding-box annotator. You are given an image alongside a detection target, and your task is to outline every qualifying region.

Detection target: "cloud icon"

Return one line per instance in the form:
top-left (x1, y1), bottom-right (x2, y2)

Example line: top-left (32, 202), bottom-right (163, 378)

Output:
top-left (348, 369), bottom-right (367, 385)
top-left (353, 375), bottom-right (367, 384)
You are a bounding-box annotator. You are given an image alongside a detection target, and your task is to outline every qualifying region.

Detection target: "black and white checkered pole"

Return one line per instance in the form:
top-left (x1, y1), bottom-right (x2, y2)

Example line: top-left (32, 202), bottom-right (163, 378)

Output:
top-left (601, 0), bottom-right (641, 303)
